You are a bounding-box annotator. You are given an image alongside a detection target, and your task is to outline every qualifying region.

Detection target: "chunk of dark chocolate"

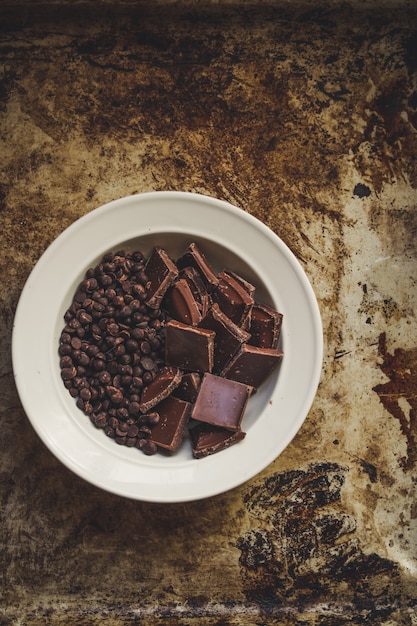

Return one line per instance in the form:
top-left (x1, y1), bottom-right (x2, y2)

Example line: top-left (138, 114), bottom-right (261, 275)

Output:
top-left (191, 372), bottom-right (252, 431)
top-left (172, 372), bottom-right (201, 404)
top-left (176, 242), bottom-right (218, 292)
top-left (190, 423), bottom-right (246, 459)
top-left (149, 395), bottom-right (191, 452)
top-left (179, 266), bottom-right (210, 310)
top-left (224, 269), bottom-right (256, 297)
top-left (198, 303), bottom-right (250, 374)
top-left (248, 303), bottom-right (283, 349)
top-left (163, 278), bottom-right (202, 325)
top-left (212, 271), bottom-right (254, 326)
top-left (145, 247), bottom-right (179, 309)
top-left (165, 319), bottom-right (215, 372)
top-left (139, 365), bottom-right (183, 413)
top-left (221, 344), bottom-right (283, 389)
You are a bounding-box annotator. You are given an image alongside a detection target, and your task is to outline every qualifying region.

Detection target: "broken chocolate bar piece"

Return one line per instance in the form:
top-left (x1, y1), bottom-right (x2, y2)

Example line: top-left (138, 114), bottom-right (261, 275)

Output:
top-left (191, 372), bottom-right (253, 431)
top-left (172, 372), bottom-right (201, 404)
top-left (221, 343), bottom-right (283, 389)
top-left (223, 269), bottom-right (256, 297)
top-left (165, 319), bottom-right (215, 372)
top-left (176, 242), bottom-right (219, 292)
top-left (190, 423), bottom-right (246, 459)
top-left (179, 266), bottom-right (209, 308)
top-left (248, 303), bottom-right (283, 349)
top-left (163, 278), bottom-right (202, 325)
top-left (198, 303), bottom-right (250, 374)
top-left (149, 395), bottom-right (191, 452)
top-left (139, 365), bottom-right (183, 413)
top-left (145, 246), bottom-right (179, 309)
top-left (212, 270), bottom-right (254, 326)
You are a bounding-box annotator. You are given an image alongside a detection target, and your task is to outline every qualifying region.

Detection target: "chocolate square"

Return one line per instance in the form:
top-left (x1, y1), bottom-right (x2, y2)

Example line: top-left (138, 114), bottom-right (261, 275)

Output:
top-left (191, 372), bottom-right (253, 431)
top-left (179, 266), bottom-right (209, 309)
top-left (165, 319), bottom-right (215, 372)
top-left (247, 303), bottom-right (283, 349)
top-left (149, 395), bottom-right (191, 452)
top-left (190, 423), bottom-right (246, 459)
top-left (198, 303), bottom-right (250, 374)
top-left (163, 278), bottom-right (202, 326)
top-left (176, 242), bottom-right (219, 292)
top-left (139, 365), bottom-right (183, 413)
top-left (212, 270), bottom-right (254, 326)
top-left (144, 246), bottom-right (179, 309)
top-left (172, 372), bottom-right (201, 404)
top-left (221, 343), bottom-right (283, 389)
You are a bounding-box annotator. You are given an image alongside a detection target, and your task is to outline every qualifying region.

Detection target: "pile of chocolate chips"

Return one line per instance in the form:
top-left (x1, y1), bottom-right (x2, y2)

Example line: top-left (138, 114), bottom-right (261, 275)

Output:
top-left (59, 243), bottom-right (283, 458)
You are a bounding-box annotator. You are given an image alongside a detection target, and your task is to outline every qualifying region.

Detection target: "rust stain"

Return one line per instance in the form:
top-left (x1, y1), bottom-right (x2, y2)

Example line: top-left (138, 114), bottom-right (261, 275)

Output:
top-left (237, 462), bottom-right (400, 617)
top-left (373, 332), bottom-right (417, 470)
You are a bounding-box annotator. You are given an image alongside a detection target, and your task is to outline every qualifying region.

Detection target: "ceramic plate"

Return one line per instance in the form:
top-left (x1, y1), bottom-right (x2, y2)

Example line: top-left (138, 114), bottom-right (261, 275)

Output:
top-left (12, 191), bottom-right (322, 502)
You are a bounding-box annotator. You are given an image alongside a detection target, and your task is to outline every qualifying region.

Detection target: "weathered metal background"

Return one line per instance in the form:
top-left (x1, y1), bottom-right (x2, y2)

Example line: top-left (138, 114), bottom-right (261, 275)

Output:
top-left (1, 1), bottom-right (416, 623)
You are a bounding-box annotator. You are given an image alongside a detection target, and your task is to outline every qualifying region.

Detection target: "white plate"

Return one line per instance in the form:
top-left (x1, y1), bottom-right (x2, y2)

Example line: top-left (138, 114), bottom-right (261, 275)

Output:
top-left (12, 191), bottom-right (323, 502)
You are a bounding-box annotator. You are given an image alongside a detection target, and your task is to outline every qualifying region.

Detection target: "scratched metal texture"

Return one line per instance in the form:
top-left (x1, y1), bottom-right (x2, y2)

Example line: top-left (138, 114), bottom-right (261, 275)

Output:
top-left (1, 1), bottom-right (416, 624)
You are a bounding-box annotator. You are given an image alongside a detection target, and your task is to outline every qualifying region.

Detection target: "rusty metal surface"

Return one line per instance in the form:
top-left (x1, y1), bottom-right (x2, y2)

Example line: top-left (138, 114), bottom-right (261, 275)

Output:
top-left (1, 1), bottom-right (417, 623)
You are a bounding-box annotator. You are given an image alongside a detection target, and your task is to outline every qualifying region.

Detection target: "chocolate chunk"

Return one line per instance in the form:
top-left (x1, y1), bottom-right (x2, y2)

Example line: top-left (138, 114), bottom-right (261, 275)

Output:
top-left (248, 303), bottom-right (283, 349)
top-left (145, 247), bottom-right (179, 308)
top-left (224, 269), bottom-right (256, 297)
top-left (176, 242), bottom-right (219, 292)
top-left (198, 303), bottom-right (251, 374)
top-left (191, 372), bottom-right (253, 431)
top-left (172, 372), bottom-right (201, 404)
top-left (190, 423), bottom-right (246, 459)
top-left (163, 278), bottom-right (202, 325)
top-left (179, 266), bottom-right (210, 309)
top-left (221, 344), bottom-right (283, 389)
top-left (139, 365), bottom-right (183, 413)
top-left (165, 319), bottom-right (215, 372)
top-left (212, 271), bottom-right (254, 326)
top-left (149, 395), bottom-right (191, 452)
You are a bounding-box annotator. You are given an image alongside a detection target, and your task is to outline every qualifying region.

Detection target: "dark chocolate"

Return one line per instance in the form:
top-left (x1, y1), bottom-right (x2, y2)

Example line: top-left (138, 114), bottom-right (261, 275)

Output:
top-left (190, 423), bottom-right (246, 459)
top-left (172, 372), bottom-right (201, 404)
top-left (248, 303), bottom-right (283, 349)
top-left (224, 269), bottom-right (256, 297)
top-left (221, 343), bottom-right (283, 389)
top-left (212, 270), bottom-right (254, 326)
top-left (179, 266), bottom-right (209, 309)
top-left (145, 247), bottom-right (179, 309)
top-left (198, 303), bottom-right (251, 374)
top-left (163, 278), bottom-right (202, 325)
top-left (165, 319), bottom-right (215, 372)
top-left (191, 372), bottom-right (253, 431)
top-left (139, 365), bottom-right (183, 413)
top-left (149, 395), bottom-right (191, 452)
top-left (176, 242), bottom-right (219, 292)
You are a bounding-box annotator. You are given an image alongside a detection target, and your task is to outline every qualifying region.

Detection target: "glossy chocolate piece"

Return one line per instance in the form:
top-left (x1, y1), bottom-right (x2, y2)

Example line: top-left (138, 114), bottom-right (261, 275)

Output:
top-left (145, 246), bottom-right (179, 309)
top-left (172, 372), bottom-right (201, 404)
top-left (212, 270), bottom-right (254, 326)
top-left (139, 365), bottom-right (183, 413)
top-left (224, 269), bottom-right (256, 297)
top-left (191, 372), bottom-right (252, 431)
top-left (176, 242), bottom-right (219, 292)
top-left (248, 303), bottom-right (283, 349)
top-left (165, 319), bottom-right (215, 372)
top-left (221, 343), bottom-right (283, 389)
top-left (199, 303), bottom-right (251, 374)
top-left (163, 278), bottom-right (202, 325)
top-left (190, 423), bottom-right (246, 459)
top-left (149, 395), bottom-right (191, 452)
top-left (179, 266), bottom-right (209, 309)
